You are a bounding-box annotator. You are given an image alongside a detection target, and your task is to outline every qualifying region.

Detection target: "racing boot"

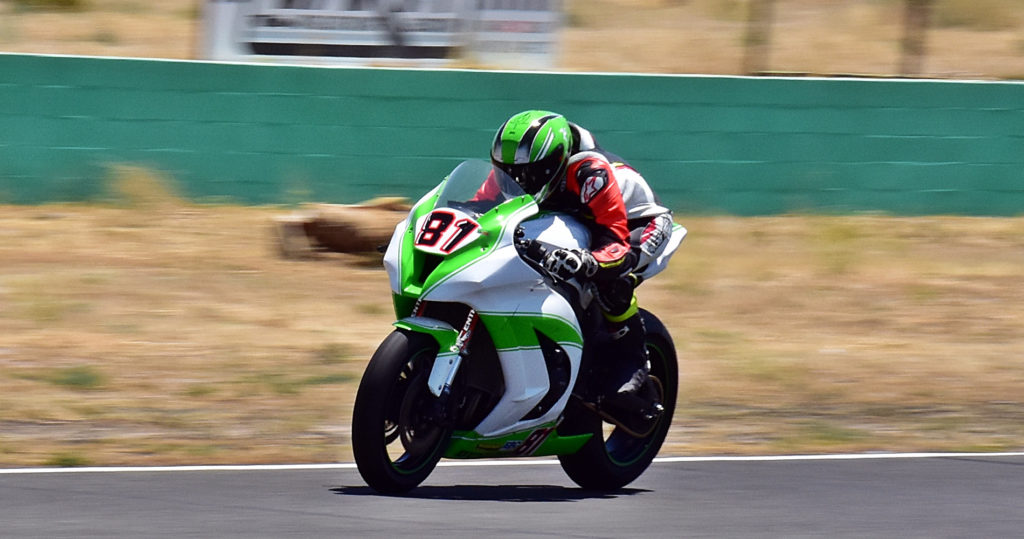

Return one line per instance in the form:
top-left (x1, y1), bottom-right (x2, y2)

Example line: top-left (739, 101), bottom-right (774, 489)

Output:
top-left (598, 312), bottom-right (664, 436)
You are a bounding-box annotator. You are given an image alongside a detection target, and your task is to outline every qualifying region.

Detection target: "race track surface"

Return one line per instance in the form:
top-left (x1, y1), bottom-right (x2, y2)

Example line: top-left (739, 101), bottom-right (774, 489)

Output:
top-left (3, 453), bottom-right (1023, 538)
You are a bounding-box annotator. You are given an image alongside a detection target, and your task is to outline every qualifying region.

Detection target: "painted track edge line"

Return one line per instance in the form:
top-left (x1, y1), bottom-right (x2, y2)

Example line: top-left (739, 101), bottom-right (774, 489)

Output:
top-left (2, 451), bottom-right (1023, 475)
top-left (653, 451), bottom-right (1024, 463)
top-left (0, 463), bottom-right (358, 475)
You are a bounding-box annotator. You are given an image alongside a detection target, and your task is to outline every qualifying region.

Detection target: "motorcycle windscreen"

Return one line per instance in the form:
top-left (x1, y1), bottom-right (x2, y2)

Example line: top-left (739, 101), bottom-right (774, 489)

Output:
top-left (435, 160), bottom-right (526, 216)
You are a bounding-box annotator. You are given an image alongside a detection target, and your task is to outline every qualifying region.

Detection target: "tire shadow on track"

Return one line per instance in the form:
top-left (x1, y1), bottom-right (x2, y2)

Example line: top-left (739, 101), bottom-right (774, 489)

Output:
top-left (331, 484), bottom-right (649, 502)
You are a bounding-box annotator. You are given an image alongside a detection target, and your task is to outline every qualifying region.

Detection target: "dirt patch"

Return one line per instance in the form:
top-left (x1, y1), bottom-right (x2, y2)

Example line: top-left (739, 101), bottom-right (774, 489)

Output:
top-left (2, 202), bottom-right (1023, 466)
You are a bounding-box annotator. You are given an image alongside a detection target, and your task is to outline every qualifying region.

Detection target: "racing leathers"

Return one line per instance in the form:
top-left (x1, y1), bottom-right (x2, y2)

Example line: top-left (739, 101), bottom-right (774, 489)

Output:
top-left (481, 119), bottom-right (673, 415)
top-left (543, 122), bottom-right (673, 319)
top-left (542, 123), bottom-right (673, 417)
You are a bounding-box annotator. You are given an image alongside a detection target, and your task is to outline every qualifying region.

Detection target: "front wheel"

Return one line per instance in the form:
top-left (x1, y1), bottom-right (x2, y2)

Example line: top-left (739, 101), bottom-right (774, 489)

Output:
top-left (558, 310), bottom-right (679, 490)
top-left (351, 329), bottom-right (451, 494)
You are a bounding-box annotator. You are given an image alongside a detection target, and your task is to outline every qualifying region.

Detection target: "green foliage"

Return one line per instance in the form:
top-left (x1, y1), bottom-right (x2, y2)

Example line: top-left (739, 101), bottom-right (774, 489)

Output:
top-left (92, 29), bottom-right (119, 45)
top-left (105, 165), bottom-right (187, 209)
top-left (254, 373), bottom-right (301, 395)
top-left (933, 0), bottom-right (1021, 30)
top-left (25, 298), bottom-right (90, 323)
top-left (696, 0), bottom-right (747, 22)
top-left (45, 453), bottom-right (91, 467)
top-left (181, 2), bottom-right (201, 20)
top-left (813, 219), bottom-right (863, 276)
top-left (797, 421), bottom-right (868, 445)
top-left (106, 1), bottom-right (150, 14)
top-left (16, 366), bottom-right (107, 390)
top-left (11, 0), bottom-right (87, 11)
top-left (314, 343), bottom-right (352, 365)
top-left (49, 366), bottom-right (107, 390)
top-left (355, 303), bottom-right (387, 315)
top-left (184, 384), bottom-right (217, 398)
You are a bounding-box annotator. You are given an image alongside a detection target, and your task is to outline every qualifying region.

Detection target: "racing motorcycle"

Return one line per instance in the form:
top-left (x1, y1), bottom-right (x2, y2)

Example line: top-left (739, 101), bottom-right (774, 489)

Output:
top-left (351, 159), bottom-right (686, 494)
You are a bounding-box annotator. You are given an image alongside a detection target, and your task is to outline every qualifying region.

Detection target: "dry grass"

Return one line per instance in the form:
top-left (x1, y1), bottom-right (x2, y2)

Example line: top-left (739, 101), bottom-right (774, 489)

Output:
top-left (2, 179), bottom-right (1023, 465)
top-left (0, 200), bottom-right (388, 466)
top-left (2, 0), bottom-right (1024, 78)
top-left (561, 0), bottom-right (1024, 78)
top-left (647, 215), bottom-right (1024, 455)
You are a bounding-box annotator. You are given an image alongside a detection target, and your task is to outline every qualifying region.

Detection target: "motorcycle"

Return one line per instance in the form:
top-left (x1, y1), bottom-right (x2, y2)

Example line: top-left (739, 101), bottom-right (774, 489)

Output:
top-left (351, 159), bottom-right (686, 494)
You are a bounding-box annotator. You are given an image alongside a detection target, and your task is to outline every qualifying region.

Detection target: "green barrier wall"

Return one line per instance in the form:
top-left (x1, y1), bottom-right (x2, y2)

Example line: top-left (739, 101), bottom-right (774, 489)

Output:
top-left (1, 53), bottom-right (1022, 214)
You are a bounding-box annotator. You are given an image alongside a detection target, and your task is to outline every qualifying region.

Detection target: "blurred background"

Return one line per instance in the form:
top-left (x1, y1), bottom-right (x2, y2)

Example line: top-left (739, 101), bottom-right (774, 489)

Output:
top-left (1, 0), bottom-right (1024, 78)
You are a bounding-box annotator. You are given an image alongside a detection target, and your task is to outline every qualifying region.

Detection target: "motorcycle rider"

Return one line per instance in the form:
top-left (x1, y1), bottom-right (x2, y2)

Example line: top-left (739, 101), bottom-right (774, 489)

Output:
top-left (490, 110), bottom-right (675, 421)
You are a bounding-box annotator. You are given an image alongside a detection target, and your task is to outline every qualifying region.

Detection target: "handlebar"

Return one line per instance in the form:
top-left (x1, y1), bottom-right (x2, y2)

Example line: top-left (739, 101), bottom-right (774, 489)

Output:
top-left (515, 236), bottom-right (549, 263)
top-left (515, 227), bottom-right (646, 288)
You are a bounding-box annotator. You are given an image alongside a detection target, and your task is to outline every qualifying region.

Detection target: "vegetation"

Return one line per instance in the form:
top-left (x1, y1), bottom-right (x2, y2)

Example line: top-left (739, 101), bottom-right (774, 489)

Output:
top-left (10, 0), bottom-right (86, 11)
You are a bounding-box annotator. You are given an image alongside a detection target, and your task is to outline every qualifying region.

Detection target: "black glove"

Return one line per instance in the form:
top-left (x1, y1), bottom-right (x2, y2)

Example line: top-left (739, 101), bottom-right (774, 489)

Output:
top-left (542, 248), bottom-right (598, 281)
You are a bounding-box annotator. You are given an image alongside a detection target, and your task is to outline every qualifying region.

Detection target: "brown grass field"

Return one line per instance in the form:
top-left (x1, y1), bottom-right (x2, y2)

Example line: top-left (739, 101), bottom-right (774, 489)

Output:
top-left (2, 177), bottom-right (1023, 466)
top-left (1, 1), bottom-right (1024, 466)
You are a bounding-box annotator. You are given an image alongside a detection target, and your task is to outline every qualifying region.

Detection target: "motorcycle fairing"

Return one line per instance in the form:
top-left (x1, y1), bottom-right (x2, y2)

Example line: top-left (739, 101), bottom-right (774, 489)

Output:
top-left (444, 422), bottom-right (593, 459)
top-left (381, 159), bottom-right (676, 447)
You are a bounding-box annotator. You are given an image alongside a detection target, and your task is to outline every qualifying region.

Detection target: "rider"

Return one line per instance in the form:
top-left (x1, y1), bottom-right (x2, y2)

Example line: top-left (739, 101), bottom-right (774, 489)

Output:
top-left (490, 110), bottom-right (674, 416)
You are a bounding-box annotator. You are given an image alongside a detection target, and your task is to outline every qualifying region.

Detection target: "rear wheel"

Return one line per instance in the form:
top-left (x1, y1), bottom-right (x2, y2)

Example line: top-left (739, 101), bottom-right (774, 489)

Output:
top-left (351, 330), bottom-right (451, 494)
top-left (558, 311), bottom-right (678, 490)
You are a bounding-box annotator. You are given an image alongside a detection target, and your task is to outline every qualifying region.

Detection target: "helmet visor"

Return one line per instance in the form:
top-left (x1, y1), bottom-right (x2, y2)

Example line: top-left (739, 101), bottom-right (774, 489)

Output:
top-left (492, 147), bottom-right (566, 199)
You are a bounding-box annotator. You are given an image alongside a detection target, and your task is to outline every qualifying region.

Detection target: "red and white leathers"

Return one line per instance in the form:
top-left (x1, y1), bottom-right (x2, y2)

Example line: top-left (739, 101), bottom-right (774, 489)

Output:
top-left (548, 123), bottom-right (673, 288)
top-left (478, 121), bottom-right (673, 320)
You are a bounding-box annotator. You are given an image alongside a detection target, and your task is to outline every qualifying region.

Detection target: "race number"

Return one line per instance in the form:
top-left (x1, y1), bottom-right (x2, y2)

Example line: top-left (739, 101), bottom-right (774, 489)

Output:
top-left (413, 209), bottom-right (481, 255)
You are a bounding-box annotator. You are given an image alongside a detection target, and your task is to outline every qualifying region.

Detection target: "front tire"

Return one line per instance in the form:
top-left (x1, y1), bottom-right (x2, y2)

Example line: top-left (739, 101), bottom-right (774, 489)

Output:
top-left (558, 310), bottom-right (679, 490)
top-left (351, 330), bottom-right (451, 494)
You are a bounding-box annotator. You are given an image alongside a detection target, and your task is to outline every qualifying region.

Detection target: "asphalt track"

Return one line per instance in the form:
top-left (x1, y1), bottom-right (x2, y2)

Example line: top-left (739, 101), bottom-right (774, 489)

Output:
top-left (3, 453), bottom-right (1023, 538)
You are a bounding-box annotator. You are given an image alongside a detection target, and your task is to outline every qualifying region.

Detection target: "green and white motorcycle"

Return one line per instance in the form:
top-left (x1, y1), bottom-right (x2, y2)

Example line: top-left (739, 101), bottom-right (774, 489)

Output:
top-left (351, 160), bottom-right (686, 494)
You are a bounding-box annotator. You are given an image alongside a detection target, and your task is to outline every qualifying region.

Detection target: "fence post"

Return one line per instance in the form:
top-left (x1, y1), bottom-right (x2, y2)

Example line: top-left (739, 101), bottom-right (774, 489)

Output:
top-left (900, 0), bottom-right (934, 76)
top-left (743, 0), bottom-right (776, 75)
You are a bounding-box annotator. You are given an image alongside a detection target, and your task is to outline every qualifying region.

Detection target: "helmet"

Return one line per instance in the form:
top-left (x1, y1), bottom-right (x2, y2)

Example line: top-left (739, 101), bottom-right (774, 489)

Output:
top-left (491, 110), bottom-right (572, 203)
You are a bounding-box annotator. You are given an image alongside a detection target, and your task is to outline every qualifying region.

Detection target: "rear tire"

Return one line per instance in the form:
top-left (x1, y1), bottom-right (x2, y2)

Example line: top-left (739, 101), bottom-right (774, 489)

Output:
top-left (351, 330), bottom-right (451, 494)
top-left (558, 310), bottom-right (678, 490)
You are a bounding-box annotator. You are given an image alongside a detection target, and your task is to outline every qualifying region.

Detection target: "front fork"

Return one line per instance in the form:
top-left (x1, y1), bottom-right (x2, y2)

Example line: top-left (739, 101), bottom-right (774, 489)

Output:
top-left (394, 302), bottom-right (478, 424)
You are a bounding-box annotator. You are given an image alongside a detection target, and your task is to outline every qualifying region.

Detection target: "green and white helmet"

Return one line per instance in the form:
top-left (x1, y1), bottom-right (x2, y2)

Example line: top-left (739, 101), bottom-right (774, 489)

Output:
top-left (491, 110), bottom-right (572, 203)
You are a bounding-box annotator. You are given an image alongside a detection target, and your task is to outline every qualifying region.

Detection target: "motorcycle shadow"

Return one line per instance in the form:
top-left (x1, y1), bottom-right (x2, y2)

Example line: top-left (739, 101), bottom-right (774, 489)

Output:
top-left (331, 484), bottom-right (649, 502)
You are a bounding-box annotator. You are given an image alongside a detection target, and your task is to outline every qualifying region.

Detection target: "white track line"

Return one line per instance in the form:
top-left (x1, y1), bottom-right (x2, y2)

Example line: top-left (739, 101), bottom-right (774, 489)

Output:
top-left (2, 452), bottom-right (1023, 475)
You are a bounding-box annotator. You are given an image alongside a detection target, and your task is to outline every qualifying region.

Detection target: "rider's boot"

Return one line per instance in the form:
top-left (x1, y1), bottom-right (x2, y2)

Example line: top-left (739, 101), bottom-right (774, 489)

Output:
top-left (599, 312), bottom-right (663, 435)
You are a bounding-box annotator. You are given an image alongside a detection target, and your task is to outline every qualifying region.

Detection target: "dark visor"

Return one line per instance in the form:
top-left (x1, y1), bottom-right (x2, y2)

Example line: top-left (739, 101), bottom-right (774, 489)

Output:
top-left (493, 147), bottom-right (565, 195)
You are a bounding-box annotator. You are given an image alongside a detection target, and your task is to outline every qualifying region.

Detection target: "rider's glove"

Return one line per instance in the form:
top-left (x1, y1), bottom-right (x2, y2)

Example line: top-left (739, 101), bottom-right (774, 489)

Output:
top-left (542, 248), bottom-right (598, 281)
